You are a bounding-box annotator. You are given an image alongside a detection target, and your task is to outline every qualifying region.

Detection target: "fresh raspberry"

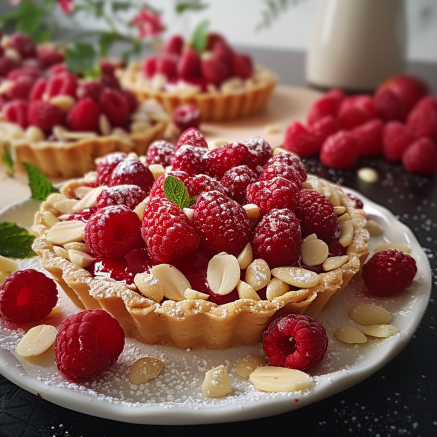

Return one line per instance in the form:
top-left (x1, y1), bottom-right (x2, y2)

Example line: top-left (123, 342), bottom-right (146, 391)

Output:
top-left (206, 32), bottom-right (226, 51)
top-left (307, 89), bottom-right (345, 126)
top-left (353, 119), bottom-right (384, 157)
top-left (66, 207), bottom-right (97, 223)
top-left (203, 142), bottom-right (248, 179)
top-left (9, 33), bottom-right (37, 59)
top-left (193, 190), bottom-right (251, 255)
top-left (77, 80), bottom-right (103, 103)
top-left (3, 100), bottom-right (28, 128)
top-left (382, 122), bottom-right (415, 162)
top-left (284, 122), bottom-right (320, 157)
top-left (109, 157), bottom-right (155, 194)
top-left (347, 193), bottom-right (363, 209)
top-left (84, 205), bottom-right (144, 258)
top-left (121, 89), bottom-right (138, 113)
top-left (338, 95), bottom-right (376, 129)
top-left (177, 49), bottom-right (201, 79)
top-left (175, 127), bottom-right (208, 151)
top-left (29, 78), bottom-right (47, 101)
top-left (67, 98), bottom-right (100, 132)
top-left (220, 165), bottom-right (257, 204)
top-left (37, 46), bottom-right (64, 68)
top-left (46, 72), bottom-right (78, 98)
top-left (320, 130), bottom-right (358, 169)
top-left (163, 35), bottom-right (184, 55)
top-left (184, 76), bottom-right (208, 92)
top-left (309, 115), bottom-right (340, 146)
top-left (156, 53), bottom-right (178, 78)
top-left (142, 198), bottom-right (200, 263)
top-left (173, 104), bottom-right (201, 131)
top-left (259, 153), bottom-right (307, 186)
top-left (407, 96), bottom-right (437, 143)
top-left (145, 140), bottom-right (175, 166)
top-left (97, 185), bottom-right (146, 210)
top-left (374, 88), bottom-right (405, 122)
top-left (8, 75), bottom-right (36, 100)
top-left (49, 64), bottom-right (68, 77)
top-left (213, 40), bottom-right (234, 66)
top-left (402, 137), bottom-right (437, 176)
top-left (54, 309), bottom-right (125, 383)
top-left (143, 57), bottom-right (157, 78)
top-left (242, 137), bottom-right (273, 173)
top-left (27, 101), bottom-right (64, 134)
top-left (149, 171), bottom-right (194, 199)
top-left (295, 189), bottom-right (337, 241)
top-left (100, 73), bottom-right (121, 91)
top-left (96, 152), bottom-right (126, 185)
top-left (99, 89), bottom-right (129, 127)
top-left (171, 145), bottom-right (206, 176)
top-left (191, 174), bottom-right (228, 196)
top-left (247, 177), bottom-right (300, 215)
top-left (201, 58), bottom-right (229, 86)
top-left (0, 269), bottom-right (58, 324)
top-left (232, 53), bottom-right (253, 79)
top-left (7, 67), bottom-right (39, 81)
top-left (262, 314), bottom-right (328, 371)
top-left (252, 208), bottom-right (301, 268)
top-left (362, 249), bottom-right (417, 296)
top-left (99, 59), bottom-right (117, 78)
top-left (0, 57), bottom-right (20, 78)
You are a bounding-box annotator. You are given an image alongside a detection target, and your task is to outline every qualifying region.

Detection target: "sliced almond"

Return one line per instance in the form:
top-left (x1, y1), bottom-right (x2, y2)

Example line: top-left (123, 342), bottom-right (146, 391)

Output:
top-left (202, 365), bottom-right (232, 398)
top-left (334, 327), bottom-right (368, 344)
top-left (25, 126), bottom-right (45, 142)
top-left (134, 197), bottom-right (149, 221)
top-left (243, 204), bottom-right (261, 220)
top-left (208, 139), bottom-right (229, 150)
top-left (330, 188), bottom-right (341, 206)
top-left (184, 288), bottom-right (209, 300)
top-left (54, 199), bottom-right (80, 215)
top-left (303, 233), bottom-right (317, 242)
top-left (245, 259), bottom-right (270, 291)
top-left (73, 186), bottom-right (94, 200)
top-left (323, 255), bottom-right (349, 271)
top-left (47, 305), bottom-right (62, 318)
top-left (0, 255), bottom-right (18, 273)
top-left (72, 186), bottom-right (105, 212)
top-left (148, 164), bottom-right (166, 180)
top-left (64, 242), bottom-right (91, 253)
top-left (237, 280), bottom-right (260, 301)
top-left (365, 219), bottom-right (383, 237)
top-left (301, 238), bottom-right (329, 266)
top-left (237, 243), bottom-right (253, 270)
top-left (359, 324), bottom-right (399, 338)
top-left (266, 278), bottom-right (290, 301)
top-left (68, 249), bottom-right (94, 268)
top-left (62, 131), bottom-right (98, 141)
top-left (334, 206), bottom-right (346, 216)
top-left (337, 213), bottom-right (351, 224)
top-left (131, 121), bottom-right (151, 133)
top-left (43, 211), bottom-right (60, 228)
top-left (264, 124), bottom-right (281, 134)
top-left (134, 273), bottom-right (164, 303)
top-left (0, 271), bottom-right (9, 284)
top-left (46, 193), bottom-right (67, 208)
top-left (183, 208), bottom-right (194, 222)
top-left (47, 220), bottom-right (85, 245)
top-left (84, 171), bottom-right (98, 184)
top-left (150, 264), bottom-right (191, 301)
top-left (129, 357), bottom-right (164, 385)
top-left (250, 366), bottom-right (314, 392)
top-left (207, 252), bottom-right (240, 296)
top-left (374, 242), bottom-right (411, 253)
top-left (235, 355), bottom-right (266, 379)
top-left (271, 267), bottom-right (320, 288)
top-left (99, 114), bottom-right (111, 136)
top-left (339, 222), bottom-right (354, 247)
top-left (50, 94), bottom-right (76, 113)
top-left (349, 304), bottom-right (392, 326)
top-left (5, 48), bottom-right (21, 62)
top-left (53, 246), bottom-right (70, 259)
top-left (16, 325), bottom-right (57, 357)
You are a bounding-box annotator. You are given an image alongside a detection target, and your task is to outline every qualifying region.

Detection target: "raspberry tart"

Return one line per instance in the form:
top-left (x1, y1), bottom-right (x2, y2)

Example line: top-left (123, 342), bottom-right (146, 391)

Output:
top-left (118, 34), bottom-right (277, 121)
top-left (31, 132), bottom-right (369, 349)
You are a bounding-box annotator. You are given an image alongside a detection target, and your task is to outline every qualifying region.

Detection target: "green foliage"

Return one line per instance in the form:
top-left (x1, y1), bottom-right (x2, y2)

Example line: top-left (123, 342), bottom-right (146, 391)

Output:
top-left (24, 163), bottom-right (59, 201)
top-left (163, 176), bottom-right (197, 209)
top-left (0, 222), bottom-right (36, 259)
top-left (256, 0), bottom-right (306, 31)
top-left (65, 43), bottom-right (98, 76)
top-left (176, 1), bottom-right (209, 14)
top-left (191, 19), bottom-right (210, 53)
top-left (1, 145), bottom-right (14, 177)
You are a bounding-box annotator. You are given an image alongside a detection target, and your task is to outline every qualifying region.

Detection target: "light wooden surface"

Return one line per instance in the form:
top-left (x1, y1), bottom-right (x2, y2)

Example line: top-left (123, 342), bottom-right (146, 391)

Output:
top-left (0, 85), bottom-right (321, 211)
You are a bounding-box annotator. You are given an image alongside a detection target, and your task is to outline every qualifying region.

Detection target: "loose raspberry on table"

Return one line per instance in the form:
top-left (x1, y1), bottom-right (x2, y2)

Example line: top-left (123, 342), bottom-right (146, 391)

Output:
top-left (362, 249), bottom-right (417, 296)
top-left (374, 88), bottom-right (405, 122)
top-left (190, 174), bottom-right (228, 196)
top-left (252, 208), bottom-right (301, 268)
top-left (173, 104), bottom-right (201, 132)
top-left (262, 314), bottom-right (328, 371)
top-left (84, 205), bottom-right (144, 258)
top-left (0, 269), bottom-right (58, 324)
top-left (142, 198), bottom-right (200, 263)
top-left (295, 189), bottom-right (337, 241)
top-left (262, 152), bottom-right (307, 184)
top-left (171, 145), bottom-right (206, 176)
top-left (320, 130), bottom-right (358, 169)
top-left (220, 165), bottom-right (257, 204)
top-left (309, 115), bottom-right (340, 146)
top-left (55, 309), bottom-right (125, 383)
top-left (67, 98), bottom-right (100, 133)
top-left (27, 101), bottom-right (64, 134)
top-left (242, 137), bottom-right (273, 174)
top-left (402, 137), bottom-right (437, 176)
top-left (145, 140), bottom-right (175, 166)
top-left (193, 190), bottom-right (251, 255)
top-left (149, 171), bottom-right (194, 199)
top-left (109, 157), bottom-right (155, 194)
top-left (99, 89), bottom-right (129, 127)
top-left (407, 96), bottom-right (437, 143)
top-left (203, 142), bottom-right (248, 179)
top-left (382, 122), bottom-right (415, 163)
top-left (247, 176), bottom-right (300, 215)
top-left (3, 100), bottom-right (28, 128)
top-left (284, 122), bottom-right (320, 157)
top-left (338, 95), bottom-right (376, 130)
top-left (175, 127), bottom-right (208, 151)
top-left (307, 89), bottom-right (345, 126)
top-left (353, 119), bottom-right (384, 157)
top-left (97, 185), bottom-right (146, 210)
top-left (96, 152), bottom-right (126, 185)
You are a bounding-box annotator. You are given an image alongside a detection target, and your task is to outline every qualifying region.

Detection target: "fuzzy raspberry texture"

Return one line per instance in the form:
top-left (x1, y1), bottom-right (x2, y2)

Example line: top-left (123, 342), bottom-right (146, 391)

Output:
top-left (171, 145), bottom-right (206, 176)
top-left (220, 165), bottom-right (257, 204)
top-left (175, 127), bottom-right (208, 151)
top-left (242, 137), bottom-right (273, 174)
top-left (402, 137), bottom-right (437, 176)
top-left (142, 198), bottom-right (200, 263)
top-left (295, 189), bottom-right (337, 242)
top-left (55, 309), bottom-right (125, 383)
top-left (3, 101), bottom-right (28, 128)
top-left (260, 153), bottom-right (307, 186)
top-left (407, 96), bottom-right (437, 143)
top-left (173, 104), bottom-right (201, 132)
top-left (193, 190), bottom-right (251, 255)
top-left (190, 174), bottom-right (228, 196)
top-left (374, 88), bottom-right (405, 123)
top-left (252, 208), bottom-right (301, 268)
top-left (9, 33), bottom-right (37, 59)
top-left (145, 140), bottom-right (175, 166)
top-left (338, 95), bottom-right (376, 130)
top-left (203, 142), bottom-right (248, 179)
top-left (362, 249), bottom-right (417, 296)
top-left (246, 177), bottom-right (299, 215)
top-left (284, 122), bottom-right (320, 157)
top-left (382, 122), bottom-right (415, 163)
top-left (262, 314), bottom-right (328, 371)
top-left (67, 98), bottom-right (100, 133)
top-left (109, 158), bottom-right (155, 194)
top-left (96, 152), bottom-right (126, 185)
top-left (307, 89), bottom-right (345, 126)
top-left (0, 270), bottom-right (58, 324)
top-left (309, 115), bottom-right (340, 146)
top-left (320, 130), bottom-right (358, 169)
top-left (353, 119), bottom-right (384, 157)
top-left (84, 205), bottom-right (144, 258)
top-left (27, 101), bottom-right (64, 134)
top-left (97, 185), bottom-right (146, 210)
top-left (149, 171), bottom-right (194, 199)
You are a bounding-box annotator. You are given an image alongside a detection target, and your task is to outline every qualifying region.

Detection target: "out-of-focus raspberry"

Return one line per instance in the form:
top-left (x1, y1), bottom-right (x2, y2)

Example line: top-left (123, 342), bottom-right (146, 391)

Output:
top-left (284, 122), bottom-right (320, 157)
top-left (402, 137), bottom-right (437, 176)
top-left (320, 130), bottom-right (358, 169)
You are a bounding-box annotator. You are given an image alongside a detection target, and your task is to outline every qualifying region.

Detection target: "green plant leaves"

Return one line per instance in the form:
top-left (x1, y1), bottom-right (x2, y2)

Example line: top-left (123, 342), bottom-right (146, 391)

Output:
top-left (163, 176), bottom-right (196, 209)
top-left (0, 222), bottom-right (36, 259)
top-left (65, 43), bottom-right (98, 76)
top-left (192, 19), bottom-right (209, 52)
top-left (24, 163), bottom-right (59, 201)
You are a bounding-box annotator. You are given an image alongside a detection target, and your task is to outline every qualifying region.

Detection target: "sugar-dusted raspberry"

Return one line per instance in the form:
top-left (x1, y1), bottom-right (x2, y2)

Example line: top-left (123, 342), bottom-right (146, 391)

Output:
top-left (203, 142), bottom-right (248, 179)
top-left (84, 205), bottom-right (144, 258)
top-left (362, 249), bottom-right (417, 296)
top-left (193, 190), bottom-right (251, 255)
top-left (173, 104), bottom-right (201, 131)
top-left (46, 72), bottom-right (78, 98)
top-left (149, 171), bottom-right (194, 199)
top-left (402, 137), bottom-right (437, 176)
top-left (9, 33), bottom-right (37, 59)
top-left (191, 174), bottom-right (228, 196)
top-left (320, 130), bottom-right (358, 169)
top-left (353, 119), bottom-right (384, 157)
top-left (220, 165), bottom-right (257, 204)
top-left (0, 269), bottom-right (58, 324)
top-left (97, 185), bottom-right (146, 210)
top-left (295, 189), bottom-right (337, 241)
top-left (142, 198), bottom-right (200, 263)
top-left (252, 208), bottom-right (301, 268)
top-left (3, 100), bottom-right (28, 128)
top-left (171, 145), bottom-right (206, 176)
top-left (175, 127), bottom-right (208, 151)
top-left (374, 88), bottom-right (405, 122)
top-left (177, 49), bottom-right (201, 79)
top-left (309, 115), bottom-right (340, 146)
top-left (55, 309), bottom-right (125, 383)
top-left (307, 89), bottom-right (345, 126)
top-left (284, 122), bottom-right (320, 157)
top-left (96, 152), bottom-right (126, 185)
top-left (109, 157), bottom-right (155, 194)
top-left (262, 314), bottom-right (328, 371)
top-left (247, 177), bottom-right (299, 215)
top-left (67, 98), bottom-right (100, 133)
top-left (99, 89), bottom-right (129, 126)
top-left (382, 122), bottom-right (415, 163)
top-left (338, 95), bottom-right (376, 130)
top-left (66, 207), bottom-right (97, 223)
top-left (242, 137), bottom-right (273, 173)
top-left (407, 96), bottom-right (437, 143)
top-left (27, 101), bottom-right (64, 134)
top-left (145, 140), bottom-right (175, 166)
top-left (262, 152), bottom-right (307, 184)
top-left (347, 193), bottom-right (363, 209)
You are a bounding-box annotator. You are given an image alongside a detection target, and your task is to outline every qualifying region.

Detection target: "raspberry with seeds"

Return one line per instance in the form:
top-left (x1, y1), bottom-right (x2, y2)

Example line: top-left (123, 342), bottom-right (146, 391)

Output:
top-left (295, 189), bottom-right (337, 241)
top-left (262, 314), bottom-right (328, 371)
top-left (307, 89), bottom-right (345, 126)
top-left (284, 122), bottom-right (320, 157)
top-left (149, 171), bottom-right (194, 199)
top-left (262, 153), bottom-right (307, 184)
top-left (362, 249), bottom-right (417, 296)
top-left (145, 140), bottom-right (175, 166)
top-left (309, 115), bottom-right (340, 146)
top-left (0, 269), bottom-right (58, 324)
top-left (353, 119), bottom-right (384, 157)
top-left (203, 142), bottom-right (248, 179)
top-left (382, 122), bottom-right (415, 163)
top-left (84, 205), bottom-right (144, 258)
top-left (220, 165), bottom-right (257, 204)
top-left (191, 174), bottom-right (228, 196)
top-left (320, 130), bottom-right (358, 169)
top-left (97, 185), bottom-right (146, 210)
top-left (173, 104), bottom-right (201, 132)
top-left (402, 137), bottom-right (437, 176)
top-left (175, 127), bottom-right (208, 151)
top-left (247, 177), bottom-right (299, 215)
top-left (193, 190), bottom-right (251, 255)
top-left (338, 95), bottom-right (376, 129)
top-left (96, 152), bottom-right (126, 185)
top-left (27, 101), bottom-right (64, 134)
top-left (242, 137), bottom-right (273, 173)
top-left (171, 145), bottom-right (206, 176)
top-left (109, 157), bottom-right (155, 194)
top-left (55, 309), bottom-right (125, 383)
top-left (78, 80), bottom-right (103, 103)
top-left (67, 98), bottom-right (100, 133)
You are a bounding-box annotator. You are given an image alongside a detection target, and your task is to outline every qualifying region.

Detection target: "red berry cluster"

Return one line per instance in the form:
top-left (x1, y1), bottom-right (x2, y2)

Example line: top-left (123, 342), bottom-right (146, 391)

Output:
top-left (284, 75), bottom-right (437, 175)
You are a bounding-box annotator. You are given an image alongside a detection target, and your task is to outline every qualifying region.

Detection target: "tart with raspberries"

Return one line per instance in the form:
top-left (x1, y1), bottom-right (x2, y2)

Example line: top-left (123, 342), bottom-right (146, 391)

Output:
top-left (118, 33), bottom-right (277, 122)
top-left (31, 129), bottom-right (369, 349)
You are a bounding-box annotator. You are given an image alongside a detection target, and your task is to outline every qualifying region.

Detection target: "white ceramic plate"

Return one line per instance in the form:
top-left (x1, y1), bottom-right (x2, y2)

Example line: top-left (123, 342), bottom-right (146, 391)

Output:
top-left (0, 188), bottom-right (431, 425)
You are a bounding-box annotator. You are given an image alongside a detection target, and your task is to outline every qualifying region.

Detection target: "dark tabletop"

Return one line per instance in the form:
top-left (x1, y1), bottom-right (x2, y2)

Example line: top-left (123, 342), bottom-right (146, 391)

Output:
top-left (1, 48), bottom-right (437, 437)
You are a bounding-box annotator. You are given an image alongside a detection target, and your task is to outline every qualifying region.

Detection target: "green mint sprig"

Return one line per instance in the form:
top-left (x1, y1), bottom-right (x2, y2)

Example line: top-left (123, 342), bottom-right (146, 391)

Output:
top-left (163, 176), bottom-right (196, 209)
top-left (1, 145), bottom-right (14, 177)
top-left (24, 163), bottom-right (59, 201)
top-left (191, 19), bottom-right (209, 52)
top-left (0, 222), bottom-right (36, 259)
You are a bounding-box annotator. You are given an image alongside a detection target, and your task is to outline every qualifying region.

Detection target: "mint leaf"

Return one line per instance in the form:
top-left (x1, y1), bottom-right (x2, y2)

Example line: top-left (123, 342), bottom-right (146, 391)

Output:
top-left (176, 1), bottom-right (209, 14)
top-left (65, 43), bottom-right (97, 75)
top-left (112, 2), bottom-right (131, 12)
top-left (192, 19), bottom-right (209, 52)
top-left (24, 163), bottom-right (59, 201)
top-left (1, 145), bottom-right (14, 177)
top-left (0, 222), bottom-right (36, 259)
top-left (16, 1), bottom-right (46, 42)
top-left (163, 175), bottom-right (196, 209)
